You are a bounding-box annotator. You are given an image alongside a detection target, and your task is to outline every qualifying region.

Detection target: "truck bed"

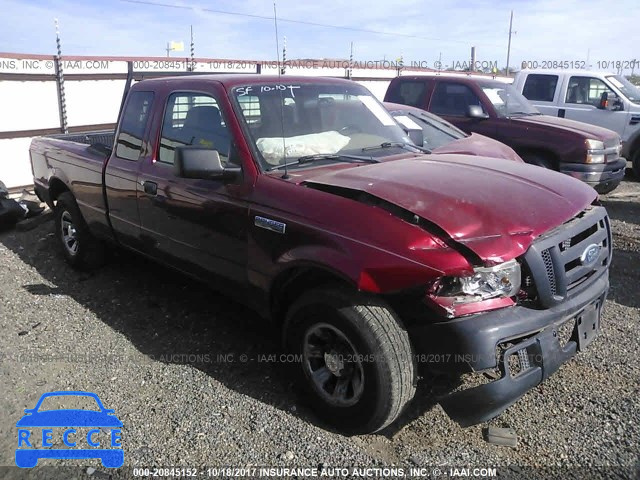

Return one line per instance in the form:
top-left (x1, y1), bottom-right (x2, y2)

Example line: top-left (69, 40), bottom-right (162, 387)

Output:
top-left (30, 130), bottom-right (115, 234)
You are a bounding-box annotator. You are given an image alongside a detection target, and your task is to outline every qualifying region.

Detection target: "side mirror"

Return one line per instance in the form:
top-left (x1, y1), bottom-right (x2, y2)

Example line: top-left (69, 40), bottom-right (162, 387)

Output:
top-left (174, 146), bottom-right (241, 180)
top-left (466, 105), bottom-right (489, 119)
top-left (599, 92), bottom-right (622, 111)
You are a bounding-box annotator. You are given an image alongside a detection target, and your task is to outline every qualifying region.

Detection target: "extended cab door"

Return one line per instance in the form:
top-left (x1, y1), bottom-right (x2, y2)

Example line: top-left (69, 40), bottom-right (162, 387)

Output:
top-left (427, 80), bottom-right (496, 137)
top-left (136, 86), bottom-right (250, 285)
top-left (560, 74), bottom-right (629, 136)
top-left (105, 90), bottom-right (155, 248)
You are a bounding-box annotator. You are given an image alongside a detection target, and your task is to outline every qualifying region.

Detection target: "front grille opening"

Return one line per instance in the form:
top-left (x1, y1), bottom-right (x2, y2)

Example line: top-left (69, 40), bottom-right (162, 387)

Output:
top-left (507, 348), bottom-right (531, 377)
top-left (497, 341), bottom-right (534, 378)
top-left (568, 270), bottom-right (596, 291)
top-left (565, 258), bottom-right (581, 271)
top-left (572, 224), bottom-right (599, 246)
top-left (559, 224), bottom-right (598, 251)
top-left (541, 249), bottom-right (557, 296)
top-left (556, 319), bottom-right (575, 348)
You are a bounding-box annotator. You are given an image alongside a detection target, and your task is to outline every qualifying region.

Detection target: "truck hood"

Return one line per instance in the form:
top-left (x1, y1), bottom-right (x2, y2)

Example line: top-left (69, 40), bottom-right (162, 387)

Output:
top-left (432, 133), bottom-right (523, 162)
top-left (513, 114), bottom-right (619, 141)
top-left (303, 154), bottom-right (597, 263)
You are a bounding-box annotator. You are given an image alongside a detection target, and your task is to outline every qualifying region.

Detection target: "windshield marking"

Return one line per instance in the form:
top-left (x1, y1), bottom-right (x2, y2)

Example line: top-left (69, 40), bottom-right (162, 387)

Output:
top-left (236, 85), bottom-right (302, 97)
top-left (358, 95), bottom-right (397, 126)
top-left (395, 115), bottom-right (422, 130)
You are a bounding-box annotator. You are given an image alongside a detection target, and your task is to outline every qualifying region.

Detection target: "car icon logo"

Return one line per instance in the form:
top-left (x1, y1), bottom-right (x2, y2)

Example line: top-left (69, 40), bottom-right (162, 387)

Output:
top-left (15, 391), bottom-right (123, 468)
top-left (580, 243), bottom-right (601, 266)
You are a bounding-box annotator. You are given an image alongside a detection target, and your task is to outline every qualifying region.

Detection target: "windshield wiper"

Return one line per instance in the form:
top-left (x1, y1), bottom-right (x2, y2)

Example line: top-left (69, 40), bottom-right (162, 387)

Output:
top-left (361, 142), bottom-right (431, 154)
top-left (268, 153), bottom-right (379, 171)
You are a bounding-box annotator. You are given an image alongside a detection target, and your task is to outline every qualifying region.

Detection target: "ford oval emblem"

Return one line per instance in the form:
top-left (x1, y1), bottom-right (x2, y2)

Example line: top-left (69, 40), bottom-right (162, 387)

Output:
top-left (580, 243), bottom-right (601, 266)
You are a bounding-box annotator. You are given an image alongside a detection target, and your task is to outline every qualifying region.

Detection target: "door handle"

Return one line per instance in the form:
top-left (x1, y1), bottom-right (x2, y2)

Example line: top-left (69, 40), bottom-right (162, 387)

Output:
top-left (141, 180), bottom-right (157, 196)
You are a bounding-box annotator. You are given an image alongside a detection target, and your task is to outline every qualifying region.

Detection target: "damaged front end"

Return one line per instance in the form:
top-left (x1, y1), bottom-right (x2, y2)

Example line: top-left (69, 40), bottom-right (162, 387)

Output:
top-left (410, 206), bottom-right (611, 426)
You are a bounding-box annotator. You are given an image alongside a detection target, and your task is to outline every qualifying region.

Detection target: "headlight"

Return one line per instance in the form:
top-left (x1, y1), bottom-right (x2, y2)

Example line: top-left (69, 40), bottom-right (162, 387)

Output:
top-left (431, 259), bottom-right (521, 303)
top-left (586, 138), bottom-right (605, 164)
top-left (585, 139), bottom-right (604, 150)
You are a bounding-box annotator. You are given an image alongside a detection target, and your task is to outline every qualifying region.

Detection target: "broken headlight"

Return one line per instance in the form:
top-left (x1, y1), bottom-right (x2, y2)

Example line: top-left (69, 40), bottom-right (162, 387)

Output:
top-left (432, 259), bottom-right (521, 303)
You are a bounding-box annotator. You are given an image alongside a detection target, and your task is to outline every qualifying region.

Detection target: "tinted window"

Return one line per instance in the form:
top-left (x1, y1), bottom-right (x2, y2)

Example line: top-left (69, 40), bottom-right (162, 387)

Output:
top-left (522, 74), bottom-right (558, 102)
top-left (158, 93), bottom-right (231, 165)
top-left (430, 82), bottom-right (484, 116)
top-left (386, 80), bottom-right (427, 107)
top-left (115, 91), bottom-right (154, 161)
top-left (565, 76), bottom-right (614, 106)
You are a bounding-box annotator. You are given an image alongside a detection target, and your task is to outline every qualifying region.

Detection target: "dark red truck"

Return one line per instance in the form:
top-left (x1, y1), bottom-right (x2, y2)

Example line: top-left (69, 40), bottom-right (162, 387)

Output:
top-left (384, 75), bottom-right (625, 194)
top-left (31, 75), bottom-right (611, 433)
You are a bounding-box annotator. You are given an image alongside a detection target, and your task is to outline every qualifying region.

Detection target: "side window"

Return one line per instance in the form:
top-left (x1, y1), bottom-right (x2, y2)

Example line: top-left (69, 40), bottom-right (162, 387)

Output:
top-left (158, 92), bottom-right (231, 165)
top-left (115, 91), bottom-right (154, 161)
top-left (565, 76), bottom-right (614, 107)
top-left (522, 74), bottom-right (558, 102)
top-left (430, 82), bottom-right (483, 116)
top-left (386, 81), bottom-right (427, 107)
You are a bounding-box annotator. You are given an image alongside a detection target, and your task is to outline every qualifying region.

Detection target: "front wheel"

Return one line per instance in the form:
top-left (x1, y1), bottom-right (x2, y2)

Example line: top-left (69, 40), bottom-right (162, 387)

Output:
top-left (285, 287), bottom-right (416, 434)
top-left (54, 192), bottom-right (105, 270)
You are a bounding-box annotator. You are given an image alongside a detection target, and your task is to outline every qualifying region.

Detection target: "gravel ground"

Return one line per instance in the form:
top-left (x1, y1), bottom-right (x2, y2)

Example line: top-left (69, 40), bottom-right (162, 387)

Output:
top-left (0, 174), bottom-right (639, 480)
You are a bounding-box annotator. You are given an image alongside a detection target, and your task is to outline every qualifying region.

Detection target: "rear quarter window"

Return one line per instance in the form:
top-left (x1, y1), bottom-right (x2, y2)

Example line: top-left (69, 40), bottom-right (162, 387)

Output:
top-left (386, 80), bottom-right (428, 108)
top-left (522, 74), bottom-right (558, 102)
top-left (115, 91), bottom-right (154, 161)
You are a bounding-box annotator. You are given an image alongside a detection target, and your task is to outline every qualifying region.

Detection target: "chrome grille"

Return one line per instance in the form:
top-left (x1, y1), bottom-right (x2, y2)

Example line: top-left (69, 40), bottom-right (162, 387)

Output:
top-left (522, 206), bottom-right (611, 308)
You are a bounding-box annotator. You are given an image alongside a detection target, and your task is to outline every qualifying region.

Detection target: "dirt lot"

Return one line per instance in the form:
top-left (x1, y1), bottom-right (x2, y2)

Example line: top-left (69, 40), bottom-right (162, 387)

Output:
top-left (0, 174), bottom-right (639, 479)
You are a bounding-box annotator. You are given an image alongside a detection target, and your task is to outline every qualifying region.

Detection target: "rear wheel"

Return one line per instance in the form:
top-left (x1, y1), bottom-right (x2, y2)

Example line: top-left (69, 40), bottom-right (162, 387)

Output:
top-left (285, 286), bottom-right (416, 434)
top-left (54, 192), bottom-right (105, 270)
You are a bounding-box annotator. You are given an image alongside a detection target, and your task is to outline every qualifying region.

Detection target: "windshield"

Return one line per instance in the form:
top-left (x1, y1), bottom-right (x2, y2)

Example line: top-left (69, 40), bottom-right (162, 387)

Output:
top-left (480, 83), bottom-right (540, 117)
top-left (37, 395), bottom-right (101, 412)
top-left (607, 75), bottom-right (640, 103)
top-left (391, 110), bottom-right (466, 149)
top-left (232, 82), bottom-right (410, 170)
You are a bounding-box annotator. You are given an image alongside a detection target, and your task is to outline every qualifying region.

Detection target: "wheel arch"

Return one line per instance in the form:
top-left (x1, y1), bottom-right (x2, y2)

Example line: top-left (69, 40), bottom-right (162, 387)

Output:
top-left (515, 147), bottom-right (560, 169)
top-left (270, 262), bottom-right (357, 334)
top-left (48, 177), bottom-right (71, 205)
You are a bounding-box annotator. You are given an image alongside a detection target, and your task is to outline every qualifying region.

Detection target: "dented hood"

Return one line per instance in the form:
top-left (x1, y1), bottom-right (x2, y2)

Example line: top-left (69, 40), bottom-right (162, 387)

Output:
top-left (303, 155), bottom-right (597, 263)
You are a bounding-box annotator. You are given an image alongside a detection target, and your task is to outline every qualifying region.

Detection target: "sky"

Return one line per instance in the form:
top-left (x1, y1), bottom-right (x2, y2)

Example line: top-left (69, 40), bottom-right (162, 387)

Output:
top-left (1, 0), bottom-right (639, 73)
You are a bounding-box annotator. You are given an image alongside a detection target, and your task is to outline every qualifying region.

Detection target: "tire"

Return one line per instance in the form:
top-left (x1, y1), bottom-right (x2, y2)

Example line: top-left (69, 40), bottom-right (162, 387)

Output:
top-left (594, 182), bottom-right (619, 195)
top-left (54, 192), bottom-right (105, 270)
top-left (633, 150), bottom-right (640, 180)
top-left (521, 153), bottom-right (554, 169)
top-left (284, 286), bottom-right (416, 434)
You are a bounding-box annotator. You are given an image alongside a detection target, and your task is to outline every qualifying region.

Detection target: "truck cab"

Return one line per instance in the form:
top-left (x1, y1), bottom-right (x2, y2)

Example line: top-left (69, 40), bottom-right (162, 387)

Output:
top-left (513, 69), bottom-right (640, 177)
top-left (384, 75), bottom-right (625, 193)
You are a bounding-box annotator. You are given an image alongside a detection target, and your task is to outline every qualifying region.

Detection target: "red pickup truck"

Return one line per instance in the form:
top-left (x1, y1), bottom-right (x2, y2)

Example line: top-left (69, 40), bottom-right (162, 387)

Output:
top-left (384, 75), bottom-right (625, 194)
top-left (31, 75), bottom-right (611, 433)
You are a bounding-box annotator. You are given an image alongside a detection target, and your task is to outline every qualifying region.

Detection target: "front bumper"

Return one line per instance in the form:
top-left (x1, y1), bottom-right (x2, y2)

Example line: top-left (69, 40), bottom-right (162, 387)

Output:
top-left (409, 271), bottom-right (608, 427)
top-left (560, 158), bottom-right (625, 192)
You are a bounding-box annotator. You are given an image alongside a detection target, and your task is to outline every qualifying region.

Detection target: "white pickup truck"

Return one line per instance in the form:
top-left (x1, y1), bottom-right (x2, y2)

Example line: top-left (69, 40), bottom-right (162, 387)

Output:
top-left (513, 70), bottom-right (640, 178)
